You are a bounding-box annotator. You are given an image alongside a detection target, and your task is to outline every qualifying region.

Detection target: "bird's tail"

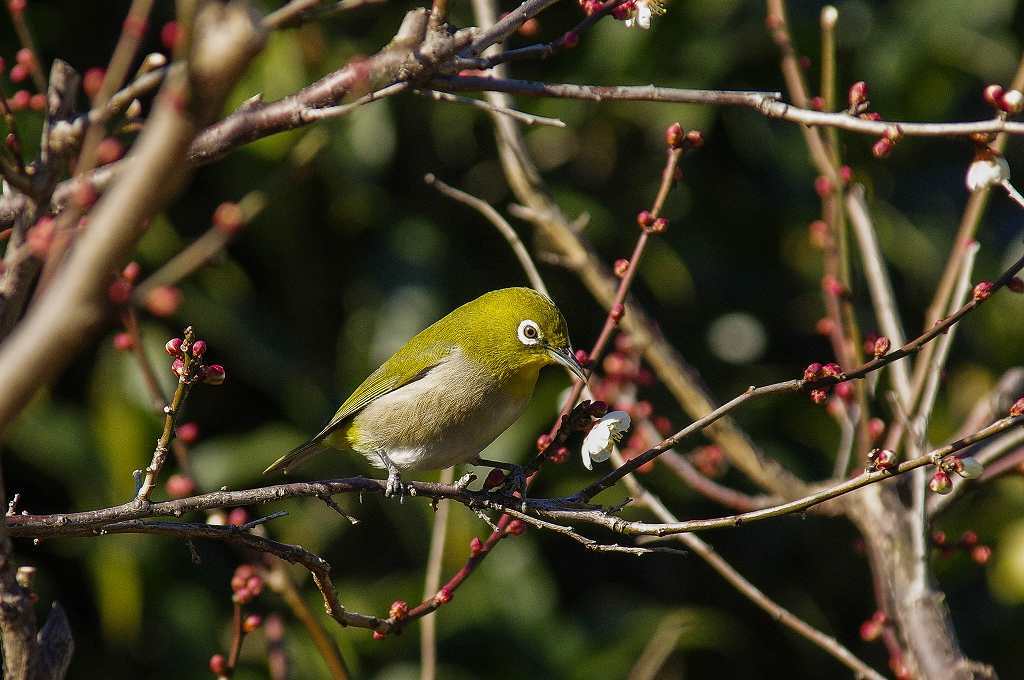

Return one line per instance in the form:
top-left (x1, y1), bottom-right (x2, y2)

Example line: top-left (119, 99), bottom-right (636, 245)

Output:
top-left (263, 437), bottom-right (329, 475)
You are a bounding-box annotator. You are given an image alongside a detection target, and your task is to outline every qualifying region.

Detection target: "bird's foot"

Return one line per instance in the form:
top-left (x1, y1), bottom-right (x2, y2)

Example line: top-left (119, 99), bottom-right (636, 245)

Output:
top-left (499, 464), bottom-right (528, 498)
top-left (378, 453), bottom-right (413, 500)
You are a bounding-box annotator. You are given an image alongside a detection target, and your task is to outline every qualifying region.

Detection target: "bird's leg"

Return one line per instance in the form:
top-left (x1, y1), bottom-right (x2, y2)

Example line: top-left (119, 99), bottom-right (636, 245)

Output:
top-left (377, 451), bottom-right (409, 499)
top-left (474, 457), bottom-right (528, 497)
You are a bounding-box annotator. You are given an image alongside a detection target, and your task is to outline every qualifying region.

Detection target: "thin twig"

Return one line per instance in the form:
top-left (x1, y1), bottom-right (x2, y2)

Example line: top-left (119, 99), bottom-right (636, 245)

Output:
top-left (415, 89), bottom-right (565, 127)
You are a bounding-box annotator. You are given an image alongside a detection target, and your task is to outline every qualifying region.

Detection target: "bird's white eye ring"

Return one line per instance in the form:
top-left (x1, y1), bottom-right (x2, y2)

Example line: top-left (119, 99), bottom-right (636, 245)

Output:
top-left (517, 319), bottom-right (541, 345)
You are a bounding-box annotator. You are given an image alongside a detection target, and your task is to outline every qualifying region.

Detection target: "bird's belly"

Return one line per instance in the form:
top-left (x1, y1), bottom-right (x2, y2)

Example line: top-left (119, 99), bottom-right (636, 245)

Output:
top-left (350, 357), bottom-right (538, 471)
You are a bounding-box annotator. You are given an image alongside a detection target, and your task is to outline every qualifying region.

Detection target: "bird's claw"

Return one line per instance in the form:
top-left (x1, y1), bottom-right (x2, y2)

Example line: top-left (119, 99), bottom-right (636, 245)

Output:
top-left (498, 465), bottom-right (528, 498)
top-left (384, 469), bottom-right (411, 500)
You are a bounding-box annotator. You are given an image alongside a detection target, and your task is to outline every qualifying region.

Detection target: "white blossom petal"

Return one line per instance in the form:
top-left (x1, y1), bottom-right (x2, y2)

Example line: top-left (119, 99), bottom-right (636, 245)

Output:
top-left (581, 411), bottom-right (631, 470)
top-left (966, 155), bottom-right (1010, 192)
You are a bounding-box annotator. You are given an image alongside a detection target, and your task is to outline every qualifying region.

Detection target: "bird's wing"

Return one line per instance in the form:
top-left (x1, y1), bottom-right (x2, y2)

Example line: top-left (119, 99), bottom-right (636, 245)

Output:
top-left (263, 339), bottom-right (454, 474)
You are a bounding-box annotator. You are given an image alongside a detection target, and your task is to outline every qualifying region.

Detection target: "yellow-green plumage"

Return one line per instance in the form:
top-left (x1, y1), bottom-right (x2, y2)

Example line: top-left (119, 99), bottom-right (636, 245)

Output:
top-left (263, 288), bottom-right (584, 485)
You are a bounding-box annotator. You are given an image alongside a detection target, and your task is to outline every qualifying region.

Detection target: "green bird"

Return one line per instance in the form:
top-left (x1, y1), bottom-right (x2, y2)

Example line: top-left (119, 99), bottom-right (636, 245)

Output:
top-left (264, 287), bottom-right (587, 496)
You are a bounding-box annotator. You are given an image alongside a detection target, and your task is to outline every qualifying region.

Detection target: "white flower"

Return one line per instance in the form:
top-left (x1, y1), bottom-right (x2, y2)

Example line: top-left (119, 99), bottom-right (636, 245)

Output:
top-left (965, 152), bottom-right (1010, 192)
top-left (581, 411), bottom-right (631, 470)
top-left (623, 0), bottom-right (664, 30)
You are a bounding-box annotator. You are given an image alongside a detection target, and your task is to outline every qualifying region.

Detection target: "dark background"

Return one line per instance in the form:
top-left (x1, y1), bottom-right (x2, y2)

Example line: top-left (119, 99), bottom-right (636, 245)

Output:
top-left (2, 0), bottom-right (1023, 677)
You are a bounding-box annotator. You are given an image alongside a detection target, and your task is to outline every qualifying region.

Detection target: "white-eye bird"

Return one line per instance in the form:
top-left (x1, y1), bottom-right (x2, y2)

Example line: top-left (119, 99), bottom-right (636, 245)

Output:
top-left (263, 287), bottom-right (587, 496)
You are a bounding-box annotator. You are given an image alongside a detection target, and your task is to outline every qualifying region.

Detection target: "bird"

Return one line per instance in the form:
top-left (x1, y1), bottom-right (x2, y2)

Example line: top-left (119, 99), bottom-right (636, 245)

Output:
top-left (263, 287), bottom-right (587, 496)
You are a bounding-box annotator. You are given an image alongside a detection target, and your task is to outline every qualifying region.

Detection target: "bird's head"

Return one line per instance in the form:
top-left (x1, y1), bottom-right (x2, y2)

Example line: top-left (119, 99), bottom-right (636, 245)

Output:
top-left (455, 288), bottom-right (587, 382)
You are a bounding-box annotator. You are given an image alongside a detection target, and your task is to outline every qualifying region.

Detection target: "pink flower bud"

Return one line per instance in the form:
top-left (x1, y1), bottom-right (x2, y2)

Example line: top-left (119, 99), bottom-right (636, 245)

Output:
top-left (610, 303), bottom-right (625, 322)
top-left (1000, 89), bottom-right (1023, 113)
top-left (803, 363), bottom-right (823, 381)
top-left (685, 130), bottom-right (703, 148)
top-left (372, 630), bottom-right (387, 640)
top-left (868, 418), bottom-right (885, 441)
top-left (536, 433), bottom-right (552, 452)
top-left (815, 318), bottom-right (835, 336)
top-left (96, 138), bottom-right (124, 165)
top-left (145, 285), bottom-right (183, 317)
top-left (821, 362), bottom-right (841, 378)
top-left (389, 600), bottom-right (409, 620)
top-left (960, 530), bottom-right (978, 547)
top-left (983, 84), bottom-right (1005, 108)
top-left (971, 544), bottom-right (992, 564)
top-left (8, 66), bottom-right (27, 86)
top-left (435, 587), bottom-right (453, 604)
top-left (165, 337), bottom-right (184, 357)
top-left (665, 122), bottom-right (684, 149)
top-left (209, 654), bottom-right (227, 675)
top-left (15, 47), bottom-right (32, 68)
top-left (7, 0), bottom-right (25, 14)
top-left (649, 217), bottom-right (668, 234)
top-left (548, 446), bottom-right (569, 464)
top-left (227, 508), bottom-right (249, 526)
top-left (814, 175), bottom-right (833, 197)
top-left (873, 336), bottom-right (891, 358)
top-left (834, 381), bottom-right (853, 402)
top-left (859, 618), bottom-right (882, 642)
top-left (822, 275), bottom-right (847, 298)
top-left (506, 519), bottom-right (526, 536)
top-left (872, 137), bottom-right (894, 158)
top-left (810, 388), bottom-right (828, 404)
top-left (191, 340), bottom-right (207, 358)
top-left (213, 202), bottom-right (244, 235)
top-left (29, 93), bottom-right (44, 112)
top-left (808, 96), bottom-right (824, 111)
top-left (121, 261), bottom-right (141, 282)
top-left (176, 421), bottom-right (200, 444)
top-left (469, 537), bottom-right (483, 557)
top-left (25, 217), bottom-right (54, 258)
top-left (972, 281), bottom-right (994, 302)
top-left (242, 614), bottom-right (262, 633)
top-left (106, 278), bottom-right (132, 305)
top-left (636, 210), bottom-right (654, 228)
top-left (113, 332), bottom-right (134, 351)
top-left (203, 364), bottom-right (226, 385)
top-left (560, 31), bottom-right (579, 48)
top-left (867, 448), bottom-right (896, 471)
top-left (165, 474), bottom-right (196, 498)
top-left (171, 358), bottom-right (185, 376)
top-left (613, 258), bottom-right (630, 277)
top-left (83, 68), bottom-right (105, 99)
top-left (839, 165), bottom-right (853, 183)
top-left (574, 348), bottom-right (590, 367)
top-left (518, 18), bottom-right (539, 37)
top-left (928, 469), bottom-right (952, 495)
top-left (848, 81), bottom-right (868, 109)
top-left (160, 21), bottom-right (180, 50)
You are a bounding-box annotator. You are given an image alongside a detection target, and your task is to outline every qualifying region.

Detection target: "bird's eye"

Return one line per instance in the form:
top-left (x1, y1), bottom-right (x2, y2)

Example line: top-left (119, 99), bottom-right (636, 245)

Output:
top-left (517, 319), bottom-right (541, 346)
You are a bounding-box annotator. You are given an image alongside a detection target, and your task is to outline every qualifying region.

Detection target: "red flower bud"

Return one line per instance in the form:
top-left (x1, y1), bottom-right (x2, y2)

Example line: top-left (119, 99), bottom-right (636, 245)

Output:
top-left (814, 175), bottom-right (833, 197)
top-left (613, 258), bottom-right (630, 277)
top-left (1000, 89), bottom-right (1023, 113)
top-left (928, 469), bottom-right (952, 495)
top-left (685, 130), bottom-right (703, 148)
top-left (636, 210), bottom-right (654, 228)
top-left (810, 389), bottom-right (828, 404)
top-left (518, 18), bottom-right (539, 37)
top-left (932, 530), bottom-right (947, 545)
top-left (971, 545), bottom-right (992, 565)
top-left (483, 468), bottom-right (505, 490)
top-left (815, 317), bottom-right (835, 336)
top-left (191, 340), bottom-right (207, 358)
top-left (872, 137), bottom-right (894, 158)
top-left (8, 66), bottom-right (27, 86)
top-left (213, 202), bottom-right (244, 235)
top-left (868, 418), bottom-right (885, 441)
top-left (983, 84), bottom-right (1005, 108)
top-left (649, 217), bottom-right (668, 234)
top-left (121, 261), bottom-right (141, 282)
top-left (113, 332), bottom-right (134, 352)
top-left (536, 433), bottom-right (552, 452)
top-left (868, 448), bottom-right (896, 471)
top-left (83, 68), bottom-right (105, 99)
top-left (560, 31), bottom-right (579, 48)
top-left (848, 81), bottom-right (868, 109)
top-left (165, 337), bottom-right (184, 357)
top-left (834, 381), bottom-right (853, 402)
top-left (506, 519), bottom-right (526, 536)
top-left (228, 508), bottom-right (249, 526)
top-left (960, 530), bottom-right (978, 547)
top-left (821, 362), bottom-right (842, 378)
top-left (29, 93), bottom-right (44, 112)
top-left (1009, 396), bottom-right (1024, 417)
top-left (145, 285), bottom-right (183, 317)
top-left (859, 618), bottom-right (882, 642)
top-left (822, 275), bottom-right (847, 298)
top-left (7, 0), bottom-right (25, 14)
top-left (435, 587), bottom-right (453, 604)
top-left (574, 348), bottom-right (590, 367)
top-left (96, 137), bottom-right (124, 165)
top-left (803, 363), bottom-right (823, 381)
top-left (972, 280), bottom-right (994, 302)
top-left (203, 364), bottom-right (226, 385)
top-left (548, 446), bottom-right (569, 464)
top-left (872, 336), bottom-right (891, 358)
top-left (165, 474), bottom-right (196, 498)
top-left (108, 278), bottom-right (133, 305)
top-left (808, 96), bottom-right (824, 111)
top-left (469, 536), bottom-right (483, 556)
top-left (242, 614), bottom-right (263, 633)
top-left (160, 21), bottom-right (180, 51)
top-left (610, 303), bottom-right (625, 322)
top-left (389, 600), bottom-right (409, 620)
top-left (176, 421), bottom-right (200, 444)
top-left (372, 630), bottom-right (387, 640)
top-left (665, 122), bottom-right (684, 149)
top-left (209, 654), bottom-right (227, 675)
top-left (839, 165), bottom-right (853, 183)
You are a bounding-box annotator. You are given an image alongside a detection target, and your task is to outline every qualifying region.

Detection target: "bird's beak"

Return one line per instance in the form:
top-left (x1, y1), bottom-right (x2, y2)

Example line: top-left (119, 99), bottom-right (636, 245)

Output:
top-left (547, 345), bottom-right (588, 383)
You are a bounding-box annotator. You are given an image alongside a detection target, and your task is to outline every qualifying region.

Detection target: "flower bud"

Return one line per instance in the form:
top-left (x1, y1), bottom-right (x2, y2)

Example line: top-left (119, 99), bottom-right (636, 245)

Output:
top-left (665, 122), bottom-right (684, 149)
top-left (506, 519), bottom-right (526, 536)
top-left (165, 337), bottom-right (184, 357)
top-left (1011, 396), bottom-right (1024, 417)
top-left (1008, 276), bottom-right (1024, 293)
top-left (814, 175), bottom-right (833, 197)
top-left (107, 278), bottom-right (132, 305)
top-left (96, 137), bottom-right (124, 165)
top-left (8, 66), bottom-right (26, 86)
top-left (685, 130), bottom-right (703, 148)
top-left (171, 358), bottom-right (185, 377)
top-left (165, 474), bottom-right (196, 498)
top-left (803, 363), bottom-right (823, 382)
top-left (822, 275), bottom-right (847, 298)
top-left (209, 654), bottom-right (227, 675)
top-left (821, 362), bottom-right (842, 378)
top-left (469, 536), bottom-right (483, 557)
top-left (636, 210), bottom-right (654, 228)
top-left (122, 261), bottom-right (141, 282)
top-left (859, 618), bottom-right (882, 642)
top-left (574, 348), bottom-right (590, 367)
top-left (518, 18), bottom-right (539, 36)
top-left (29, 93), bottom-right (44, 112)
top-left (808, 96), bottom-right (824, 111)
top-left (868, 448), bottom-right (896, 471)
top-left (810, 388), bottom-right (828, 404)
top-left (483, 468), bottom-right (505, 490)
top-left (872, 137), bottom-right (894, 158)
top-left (873, 336), bottom-right (891, 358)
top-left (560, 31), bottom-right (579, 48)
top-left (536, 433), bottom-right (552, 452)
top-left (242, 614), bottom-right (263, 633)
top-left (203, 364), bottom-right (226, 385)
top-left (610, 303), bottom-right (625, 322)
top-left (613, 258), bottom-right (630, 277)
top-left (868, 418), bottom-right (885, 441)
top-left (960, 530), bottom-right (978, 547)
top-left (372, 630), bottom-right (387, 640)
top-left (113, 332), bottom-right (134, 352)
top-left (145, 285), bottom-right (183, 317)
top-left (435, 587), bottom-right (453, 604)
top-left (971, 544), bottom-right (992, 564)
top-left (7, 0), bottom-right (25, 14)
top-left (834, 381), bottom-right (853, 402)
top-left (839, 165), bottom-right (853, 183)
top-left (160, 21), bottom-right (180, 50)
top-left (228, 507), bottom-right (249, 526)
top-left (928, 469), bottom-right (952, 495)
top-left (191, 340), bottom-right (207, 358)
top-left (389, 600), bottom-right (409, 620)
top-left (984, 84), bottom-right (1005, 108)
top-left (548, 446), bottom-right (569, 464)
top-left (213, 202), bottom-right (244, 235)
top-left (176, 421), bottom-right (200, 444)
top-left (649, 217), bottom-right (668, 234)
top-left (1000, 89), bottom-right (1023, 113)
top-left (972, 281), bottom-right (994, 302)
top-left (954, 456), bottom-right (983, 479)
top-left (931, 530), bottom-right (947, 545)
top-left (808, 219), bottom-right (829, 249)
top-left (848, 81), bottom-right (868, 109)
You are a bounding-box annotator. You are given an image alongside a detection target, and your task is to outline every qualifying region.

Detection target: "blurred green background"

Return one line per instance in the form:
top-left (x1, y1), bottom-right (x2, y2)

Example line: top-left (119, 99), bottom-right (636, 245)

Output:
top-left (2, 0), bottom-right (1024, 677)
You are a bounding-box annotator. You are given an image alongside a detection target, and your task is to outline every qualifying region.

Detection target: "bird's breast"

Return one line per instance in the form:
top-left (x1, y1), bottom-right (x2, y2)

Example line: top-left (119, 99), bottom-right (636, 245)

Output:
top-left (349, 350), bottom-right (539, 470)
